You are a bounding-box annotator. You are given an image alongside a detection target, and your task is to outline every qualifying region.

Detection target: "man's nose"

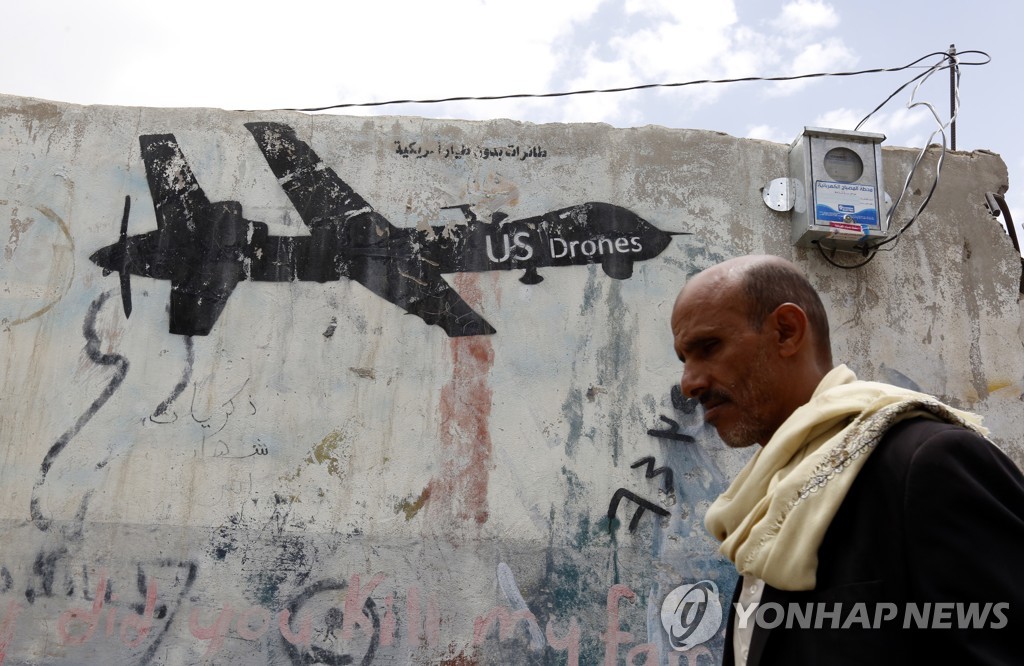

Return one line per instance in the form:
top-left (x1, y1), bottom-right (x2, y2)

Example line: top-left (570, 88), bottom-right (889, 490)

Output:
top-left (680, 364), bottom-right (705, 399)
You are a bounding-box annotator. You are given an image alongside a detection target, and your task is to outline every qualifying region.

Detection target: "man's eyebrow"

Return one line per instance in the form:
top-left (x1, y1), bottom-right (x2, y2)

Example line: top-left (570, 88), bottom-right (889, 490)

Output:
top-left (679, 334), bottom-right (717, 356)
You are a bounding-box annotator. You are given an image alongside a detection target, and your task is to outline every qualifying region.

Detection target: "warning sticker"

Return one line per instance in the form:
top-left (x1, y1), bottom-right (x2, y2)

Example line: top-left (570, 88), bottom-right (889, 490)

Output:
top-left (828, 221), bottom-right (866, 235)
top-left (814, 181), bottom-right (879, 229)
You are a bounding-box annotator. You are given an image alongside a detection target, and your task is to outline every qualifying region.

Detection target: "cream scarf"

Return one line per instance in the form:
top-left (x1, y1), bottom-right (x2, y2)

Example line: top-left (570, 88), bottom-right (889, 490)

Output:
top-left (704, 364), bottom-right (987, 591)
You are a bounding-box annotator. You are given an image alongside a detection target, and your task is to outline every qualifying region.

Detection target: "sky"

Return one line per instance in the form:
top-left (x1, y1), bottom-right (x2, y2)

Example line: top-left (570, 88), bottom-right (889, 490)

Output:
top-left (2, 0), bottom-right (1022, 256)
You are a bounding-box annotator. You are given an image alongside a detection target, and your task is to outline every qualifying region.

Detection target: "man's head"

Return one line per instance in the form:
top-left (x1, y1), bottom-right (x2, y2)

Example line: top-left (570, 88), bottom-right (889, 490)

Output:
top-left (670, 255), bottom-right (833, 448)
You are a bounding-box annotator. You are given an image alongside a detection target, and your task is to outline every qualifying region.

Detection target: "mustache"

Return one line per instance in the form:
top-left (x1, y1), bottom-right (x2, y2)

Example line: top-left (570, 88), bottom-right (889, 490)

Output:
top-left (699, 389), bottom-right (732, 409)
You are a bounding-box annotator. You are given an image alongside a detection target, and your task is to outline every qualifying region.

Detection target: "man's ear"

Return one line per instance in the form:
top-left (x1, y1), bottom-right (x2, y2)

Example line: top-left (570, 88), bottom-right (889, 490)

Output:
top-left (767, 303), bottom-right (808, 357)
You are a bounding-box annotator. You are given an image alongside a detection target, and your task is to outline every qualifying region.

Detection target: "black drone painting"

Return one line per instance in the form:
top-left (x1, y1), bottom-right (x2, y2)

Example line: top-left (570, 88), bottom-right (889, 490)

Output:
top-left (90, 123), bottom-right (685, 337)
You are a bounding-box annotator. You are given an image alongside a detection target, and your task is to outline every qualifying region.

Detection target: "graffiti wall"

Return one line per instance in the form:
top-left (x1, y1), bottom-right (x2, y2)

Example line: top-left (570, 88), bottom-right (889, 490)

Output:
top-left (1, 93), bottom-right (1021, 664)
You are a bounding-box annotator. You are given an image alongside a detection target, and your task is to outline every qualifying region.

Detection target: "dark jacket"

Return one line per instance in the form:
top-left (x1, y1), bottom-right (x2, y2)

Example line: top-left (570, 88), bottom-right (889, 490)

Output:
top-left (723, 418), bottom-right (1024, 665)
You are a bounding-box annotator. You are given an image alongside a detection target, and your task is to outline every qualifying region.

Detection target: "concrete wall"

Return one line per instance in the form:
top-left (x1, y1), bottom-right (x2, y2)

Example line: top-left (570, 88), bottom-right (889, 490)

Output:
top-left (1, 93), bottom-right (1021, 664)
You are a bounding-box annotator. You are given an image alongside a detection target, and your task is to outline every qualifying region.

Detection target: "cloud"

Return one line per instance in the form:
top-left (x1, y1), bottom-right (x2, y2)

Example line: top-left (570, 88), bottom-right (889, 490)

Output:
top-left (812, 108), bottom-right (867, 131)
top-left (771, 0), bottom-right (840, 33)
top-left (558, 1), bottom-right (804, 123)
top-left (745, 124), bottom-right (794, 144)
top-left (553, 0), bottom-right (851, 120)
top-left (616, 1), bottom-right (739, 72)
top-left (808, 104), bottom-right (942, 150)
top-left (766, 38), bottom-right (858, 96)
top-left (791, 38), bottom-right (856, 73)
top-left (1, 0), bottom-right (852, 129)
top-left (4, 0), bottom-right (602, 111)
top-left (557, 46), bottom-right (643, 124)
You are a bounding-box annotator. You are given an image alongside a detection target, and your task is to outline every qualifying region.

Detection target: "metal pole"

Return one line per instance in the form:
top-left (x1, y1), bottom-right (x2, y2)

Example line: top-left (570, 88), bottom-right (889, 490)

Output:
top-left (949, 44), bottom-right (957, 151)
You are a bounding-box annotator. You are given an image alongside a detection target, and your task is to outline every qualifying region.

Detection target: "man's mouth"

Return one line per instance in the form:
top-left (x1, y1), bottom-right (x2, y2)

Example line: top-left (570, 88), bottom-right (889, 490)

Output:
top-left (700, 393), bottom-right (730, 422)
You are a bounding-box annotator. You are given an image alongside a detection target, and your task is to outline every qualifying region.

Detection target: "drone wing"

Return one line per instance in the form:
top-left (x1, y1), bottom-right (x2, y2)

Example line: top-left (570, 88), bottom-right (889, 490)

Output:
top-left (139, 134), bottom-right (244, 336)
top-left (245, 122), bottom-right (494, 336)
top-left (245, 122), bottom-right (374, 231)
top-left (140, 134), bottom-right (215, 235)
top-left (360, 268), bottom-right (496, 337)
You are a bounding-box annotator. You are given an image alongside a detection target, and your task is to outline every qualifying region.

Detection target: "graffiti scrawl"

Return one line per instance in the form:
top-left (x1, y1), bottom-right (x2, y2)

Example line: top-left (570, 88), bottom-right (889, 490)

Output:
top-left (90, 123), bottom-right (685, 337)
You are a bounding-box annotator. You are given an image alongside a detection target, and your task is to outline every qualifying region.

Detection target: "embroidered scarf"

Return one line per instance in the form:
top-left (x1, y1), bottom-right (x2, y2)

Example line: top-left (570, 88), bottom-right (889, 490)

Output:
top-left (704, 365), bottom-right (987, 591)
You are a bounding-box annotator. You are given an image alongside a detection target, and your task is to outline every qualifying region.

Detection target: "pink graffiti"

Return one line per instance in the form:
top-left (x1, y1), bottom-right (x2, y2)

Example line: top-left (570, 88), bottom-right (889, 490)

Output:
top-left (187, 603), bottom-right (234, 656)
top-left (472, 583), bottom-right (679, 666)
top-left (187, 603), bottom-right (311, 657)
top-left (472, 606), bottom-right (542, 645)
top-left (603, 583), bottom-right (638, 665)
top-left (184, 572), bottom-right (447, 658)
top-left (668, 644), bottom-right (713, 665)
top-left (545, 618), bottom-right (581, 666)
top-left (343, 573), bottom-right (385, 641)
top-left (472, 601), bottom-right (582, 664)
top-left (403, 585), bottom-right (440, 648)
top-left (57, 569), bottom-right (157, 648)
top-left (0, 601), bottom-right (24, 666)
top-left (18, 571), bottom-right (682, 663)
top-left (54, 570), bottom-right (312, 658)
top-left (379, 586), bottom-right (441, 649)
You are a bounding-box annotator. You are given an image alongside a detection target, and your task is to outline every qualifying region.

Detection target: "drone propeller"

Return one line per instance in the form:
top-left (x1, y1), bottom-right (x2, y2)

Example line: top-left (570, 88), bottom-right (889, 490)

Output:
top-left (116, 195), bottom-right (132, 318)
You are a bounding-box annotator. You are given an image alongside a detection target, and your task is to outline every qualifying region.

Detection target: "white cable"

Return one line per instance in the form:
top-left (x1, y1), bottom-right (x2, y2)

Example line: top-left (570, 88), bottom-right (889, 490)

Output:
top-left (870, 51), bottom-right (959, 252)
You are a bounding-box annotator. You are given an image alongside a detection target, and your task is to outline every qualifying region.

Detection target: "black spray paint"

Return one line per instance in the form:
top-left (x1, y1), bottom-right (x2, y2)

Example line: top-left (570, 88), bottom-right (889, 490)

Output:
top-left (150, 335), bottom-right (195, 422)
top-left (90, 123), bottom-right (684, 337)
top-left (31, 290), bottom-right (128, 531)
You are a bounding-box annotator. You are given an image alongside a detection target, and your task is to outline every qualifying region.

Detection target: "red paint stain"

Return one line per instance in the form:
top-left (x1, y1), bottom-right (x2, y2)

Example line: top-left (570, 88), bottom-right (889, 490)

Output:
top-left (440, 642), bottom-right (479, 665)
top-left (429, 273), bottom-right (494, 525)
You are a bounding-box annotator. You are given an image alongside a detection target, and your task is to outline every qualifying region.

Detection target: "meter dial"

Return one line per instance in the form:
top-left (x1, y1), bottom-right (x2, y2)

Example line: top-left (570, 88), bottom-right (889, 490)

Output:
top-left (822, 147), bottom-right (864, 183)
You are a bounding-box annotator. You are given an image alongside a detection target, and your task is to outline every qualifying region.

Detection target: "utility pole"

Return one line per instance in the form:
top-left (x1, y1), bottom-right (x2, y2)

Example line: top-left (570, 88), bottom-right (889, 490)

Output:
top-left (949, 44), bottom-right (957, 151)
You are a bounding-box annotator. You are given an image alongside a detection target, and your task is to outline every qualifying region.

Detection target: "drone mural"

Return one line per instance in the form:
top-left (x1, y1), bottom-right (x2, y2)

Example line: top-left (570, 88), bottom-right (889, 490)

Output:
top-left (91, 122), bottom-right (684, 337)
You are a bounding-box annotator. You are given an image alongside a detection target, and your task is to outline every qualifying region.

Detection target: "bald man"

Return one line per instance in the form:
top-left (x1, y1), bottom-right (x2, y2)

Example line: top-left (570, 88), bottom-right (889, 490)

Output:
top-left (671, 255), bottom-right (1024, 666)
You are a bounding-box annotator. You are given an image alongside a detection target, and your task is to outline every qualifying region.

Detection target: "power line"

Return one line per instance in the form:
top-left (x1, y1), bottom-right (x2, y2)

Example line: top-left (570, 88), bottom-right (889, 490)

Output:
top-left (257, 49), bottom-right (990, 114)
top-left (252, 48), bottom-right (993, 273)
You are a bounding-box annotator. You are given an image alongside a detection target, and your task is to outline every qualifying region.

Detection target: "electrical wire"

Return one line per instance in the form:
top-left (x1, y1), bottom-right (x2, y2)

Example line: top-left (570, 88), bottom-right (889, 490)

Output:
top-left (814, 239), bottom-right (878, 269)
top-left (821, 49), bottom-right (986, 269)
top-left (258, 50), bottom-right (991, 114)
top-left (854, 50), bottom-right (985, 131)
top-left (875, 55), bottom-right (956, 232)
top-left (249, 48), bottom-right (990, 272)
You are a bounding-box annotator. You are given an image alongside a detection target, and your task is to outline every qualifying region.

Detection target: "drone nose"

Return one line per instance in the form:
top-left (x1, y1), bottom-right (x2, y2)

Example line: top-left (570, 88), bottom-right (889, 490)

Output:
top-left (89, 244), bottom-right (117, 270)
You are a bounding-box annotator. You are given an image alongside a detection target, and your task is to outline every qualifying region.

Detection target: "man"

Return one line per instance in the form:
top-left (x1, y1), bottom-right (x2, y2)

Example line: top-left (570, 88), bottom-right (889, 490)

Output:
top-left (671, 254), bottom-right (1024, 665)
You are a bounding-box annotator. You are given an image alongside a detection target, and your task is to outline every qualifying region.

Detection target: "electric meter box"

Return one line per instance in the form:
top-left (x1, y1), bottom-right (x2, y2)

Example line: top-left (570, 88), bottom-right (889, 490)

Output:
top-left (789, 127), bottom-right (886, 250)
